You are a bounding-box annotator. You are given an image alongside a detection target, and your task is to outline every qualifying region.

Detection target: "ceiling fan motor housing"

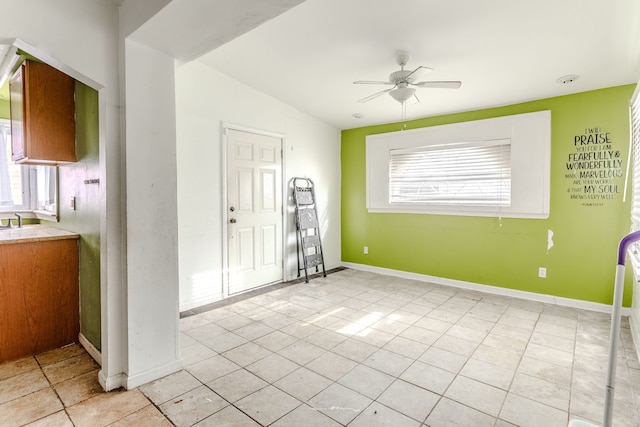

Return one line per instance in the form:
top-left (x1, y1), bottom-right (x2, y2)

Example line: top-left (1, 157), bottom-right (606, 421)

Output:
top-left (389, 70), bottom-right (415, 84)
top-left (395, 51), bottom-right (411, 67)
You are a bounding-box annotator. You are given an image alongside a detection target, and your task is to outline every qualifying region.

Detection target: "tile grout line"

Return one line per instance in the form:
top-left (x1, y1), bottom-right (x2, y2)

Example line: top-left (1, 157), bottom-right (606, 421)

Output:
top-left (568, 313), bottom-right (582, 425)
top-left (493, 306), bottom-right (542, 426)
top-left (423, 294), bottom-right (505, 426)
top-left (34, 352), bottom-right (75, 426)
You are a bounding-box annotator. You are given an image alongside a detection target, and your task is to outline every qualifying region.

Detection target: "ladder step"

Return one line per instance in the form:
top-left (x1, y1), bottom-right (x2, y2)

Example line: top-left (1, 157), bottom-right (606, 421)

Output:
top-left (298, 208), bottom-right (319, 229)
top-left (294, 188), bottom-right (314, 205)
top-left (305, 253), bottom-right (323, 268)
top-left (302, 235), bottom-right (321, 248)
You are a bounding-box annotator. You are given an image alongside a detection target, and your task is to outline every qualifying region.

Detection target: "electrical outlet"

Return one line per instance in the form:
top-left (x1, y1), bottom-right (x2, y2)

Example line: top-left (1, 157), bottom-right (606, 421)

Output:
top-left (364, 246), bottom-right (368, 254)
top-left (538, 267), bottom-right (547, 278)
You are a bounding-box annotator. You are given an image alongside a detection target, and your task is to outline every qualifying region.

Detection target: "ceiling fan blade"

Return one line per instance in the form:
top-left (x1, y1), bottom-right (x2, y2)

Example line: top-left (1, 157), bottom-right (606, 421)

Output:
top-left (354, 80), bottom-right (395, 85)
top-left (358, 87), bottom-right (395, 103)
top-left (414, 80), bottom-right (462, 89)
top-left (404, 65), bottom-right (434, 81)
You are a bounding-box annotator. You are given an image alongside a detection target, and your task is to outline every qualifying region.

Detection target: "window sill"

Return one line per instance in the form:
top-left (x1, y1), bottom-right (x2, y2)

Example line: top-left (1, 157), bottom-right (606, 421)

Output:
top-left (0, 210), bottom-right (57, 222)
top-left (367, 206), bottom-right (549, 219)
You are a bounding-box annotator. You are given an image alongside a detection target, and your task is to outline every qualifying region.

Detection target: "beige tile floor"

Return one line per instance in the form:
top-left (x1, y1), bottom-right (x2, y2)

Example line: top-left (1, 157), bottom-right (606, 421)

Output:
top-left (1, 268), bottom-right (639, 426)
top-left (0, 342), bottom-right (170, 427)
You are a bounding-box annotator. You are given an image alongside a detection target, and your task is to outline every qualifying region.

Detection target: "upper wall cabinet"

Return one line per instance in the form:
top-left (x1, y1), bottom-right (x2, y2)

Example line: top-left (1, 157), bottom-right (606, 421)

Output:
top-left (10, 60), bottom-right (76, 164)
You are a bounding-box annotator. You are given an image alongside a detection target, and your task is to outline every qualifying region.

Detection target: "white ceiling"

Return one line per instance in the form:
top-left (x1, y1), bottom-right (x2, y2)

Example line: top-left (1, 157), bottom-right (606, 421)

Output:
top-left (130, 0), bottom-right (305, 66)
top-left (197, 0), bottom-right (640, 130)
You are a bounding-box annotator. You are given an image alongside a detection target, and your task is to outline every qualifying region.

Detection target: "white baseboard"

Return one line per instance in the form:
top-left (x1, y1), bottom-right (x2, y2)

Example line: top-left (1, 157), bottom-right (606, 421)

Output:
top-left (342, 262), bottom-right (631, 316)
top-left (180, 293), bottom-right (224, 312)
top-left (97, 356), bottom-right (182, 391)
top-left (78, 333), bottom-right (102, 366)
top-left (98, 369), bottom-right (125, 392)
top-left (125, 359), bottom-right (183, 390)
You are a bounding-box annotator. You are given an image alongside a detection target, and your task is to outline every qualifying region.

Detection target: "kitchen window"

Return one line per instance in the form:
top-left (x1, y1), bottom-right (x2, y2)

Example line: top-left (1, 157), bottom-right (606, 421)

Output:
top-left (0, 119), bottom-right (57, 217)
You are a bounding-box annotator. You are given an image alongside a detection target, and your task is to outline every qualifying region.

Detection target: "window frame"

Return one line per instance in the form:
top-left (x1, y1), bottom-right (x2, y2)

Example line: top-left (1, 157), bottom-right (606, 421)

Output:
top-left (0, 118), bottom-right (58, 219)
top-left (366, 110), bottom-right (551, 218)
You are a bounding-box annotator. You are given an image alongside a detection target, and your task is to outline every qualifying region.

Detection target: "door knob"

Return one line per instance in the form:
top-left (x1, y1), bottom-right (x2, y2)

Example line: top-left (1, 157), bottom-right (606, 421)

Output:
top-left (230, 218), bottom-right (237, 223)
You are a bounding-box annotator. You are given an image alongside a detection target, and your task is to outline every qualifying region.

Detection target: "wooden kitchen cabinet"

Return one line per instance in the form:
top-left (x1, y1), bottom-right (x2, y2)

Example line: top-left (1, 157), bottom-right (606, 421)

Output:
top-left (0, 237), bottom-right (79, 363)
top-left (10, 60), bottom-right (76, 164)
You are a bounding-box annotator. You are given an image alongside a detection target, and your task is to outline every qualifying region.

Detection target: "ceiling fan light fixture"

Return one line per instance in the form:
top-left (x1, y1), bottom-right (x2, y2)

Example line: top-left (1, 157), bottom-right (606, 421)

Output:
top-left (389, 87), bottom-right (416, 104)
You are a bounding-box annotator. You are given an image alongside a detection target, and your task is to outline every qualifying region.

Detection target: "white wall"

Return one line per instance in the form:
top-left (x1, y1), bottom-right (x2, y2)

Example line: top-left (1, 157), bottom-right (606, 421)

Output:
top-left (176, 61), bottom-right (341, 310)
top-left (123, 39), bottom-right (182, 388)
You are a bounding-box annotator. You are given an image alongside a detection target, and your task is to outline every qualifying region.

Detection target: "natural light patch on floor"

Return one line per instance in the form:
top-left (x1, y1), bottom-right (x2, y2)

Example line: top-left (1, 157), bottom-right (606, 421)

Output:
top-left (336, 312), bottom-right (384, 337)
top-left (306, 308), bottom-right (346, 325)
top-left (380, 313), bottom-right (401, 324)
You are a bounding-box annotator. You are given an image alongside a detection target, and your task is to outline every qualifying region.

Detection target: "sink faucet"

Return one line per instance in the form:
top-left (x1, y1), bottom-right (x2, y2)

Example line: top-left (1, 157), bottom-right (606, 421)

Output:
top-left (1, 214), bottom-right (23, 229)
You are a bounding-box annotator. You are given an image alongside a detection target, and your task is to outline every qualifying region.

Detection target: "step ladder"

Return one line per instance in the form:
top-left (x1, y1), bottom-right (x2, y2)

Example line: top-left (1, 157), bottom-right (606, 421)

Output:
top-left (293, 177), bottom-right (326, 283)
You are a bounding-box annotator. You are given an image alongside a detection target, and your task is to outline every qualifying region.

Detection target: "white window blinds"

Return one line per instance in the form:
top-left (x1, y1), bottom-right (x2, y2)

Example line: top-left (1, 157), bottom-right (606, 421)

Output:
top-left (389, 139), bottom-right (512, 206)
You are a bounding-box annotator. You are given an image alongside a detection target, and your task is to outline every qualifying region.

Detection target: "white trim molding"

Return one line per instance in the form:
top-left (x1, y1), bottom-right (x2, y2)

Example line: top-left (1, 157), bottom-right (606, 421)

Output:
top-left (125, 359), bottom-right (183, 390)
top-left (342, 262), bottom-right (632, 316)
top-left (98, 370), bottom-right (125, 392)
top-left (79, 333), bottom-right (102, 366)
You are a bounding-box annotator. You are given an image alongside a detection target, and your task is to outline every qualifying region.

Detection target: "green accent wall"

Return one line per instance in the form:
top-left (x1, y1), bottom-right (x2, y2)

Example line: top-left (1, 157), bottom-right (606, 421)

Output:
top-left (0, 99), bottom-right (9, 119)
top-left (342, 85), bottom-right (636, 306)
top-left (56, 82), bottom-right (101, 350)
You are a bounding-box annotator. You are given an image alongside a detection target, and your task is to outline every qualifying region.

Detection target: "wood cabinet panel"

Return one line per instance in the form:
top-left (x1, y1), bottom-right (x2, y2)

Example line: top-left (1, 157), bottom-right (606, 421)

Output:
top-left (10, 60), bottom-right (76, 164)
top-left (0, 238), bottom-right (79, 363)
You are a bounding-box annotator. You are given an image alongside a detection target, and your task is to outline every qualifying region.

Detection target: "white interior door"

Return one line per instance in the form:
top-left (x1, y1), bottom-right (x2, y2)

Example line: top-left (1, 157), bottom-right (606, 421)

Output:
top-left (226, 129), bottom-right (283, 295)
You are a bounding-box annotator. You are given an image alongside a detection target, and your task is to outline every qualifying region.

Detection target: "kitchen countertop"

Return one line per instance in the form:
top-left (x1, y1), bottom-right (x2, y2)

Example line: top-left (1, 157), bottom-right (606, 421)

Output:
top-left (0, 225), bottom-right (79, 245)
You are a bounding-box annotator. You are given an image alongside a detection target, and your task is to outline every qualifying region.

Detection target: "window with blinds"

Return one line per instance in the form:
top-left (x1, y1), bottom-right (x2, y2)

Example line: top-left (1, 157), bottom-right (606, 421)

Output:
top-left (366, 110), bottom-right (550, 218)
top-left (389, 139), bottom-right (511, 206)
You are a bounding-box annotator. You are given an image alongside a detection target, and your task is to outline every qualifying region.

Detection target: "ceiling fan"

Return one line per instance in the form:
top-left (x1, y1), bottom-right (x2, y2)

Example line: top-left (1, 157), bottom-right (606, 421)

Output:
top-left (354, 51), bottom-right (461, 104)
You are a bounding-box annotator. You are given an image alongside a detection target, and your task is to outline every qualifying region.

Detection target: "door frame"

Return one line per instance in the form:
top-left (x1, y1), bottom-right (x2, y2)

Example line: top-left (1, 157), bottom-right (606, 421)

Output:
top-left (221, 123), bottom-right (286, 298)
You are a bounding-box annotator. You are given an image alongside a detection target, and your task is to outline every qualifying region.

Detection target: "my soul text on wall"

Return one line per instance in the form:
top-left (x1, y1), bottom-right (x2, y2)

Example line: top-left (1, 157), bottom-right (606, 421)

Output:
top-left (565, 127), bottom-right (624, 207)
